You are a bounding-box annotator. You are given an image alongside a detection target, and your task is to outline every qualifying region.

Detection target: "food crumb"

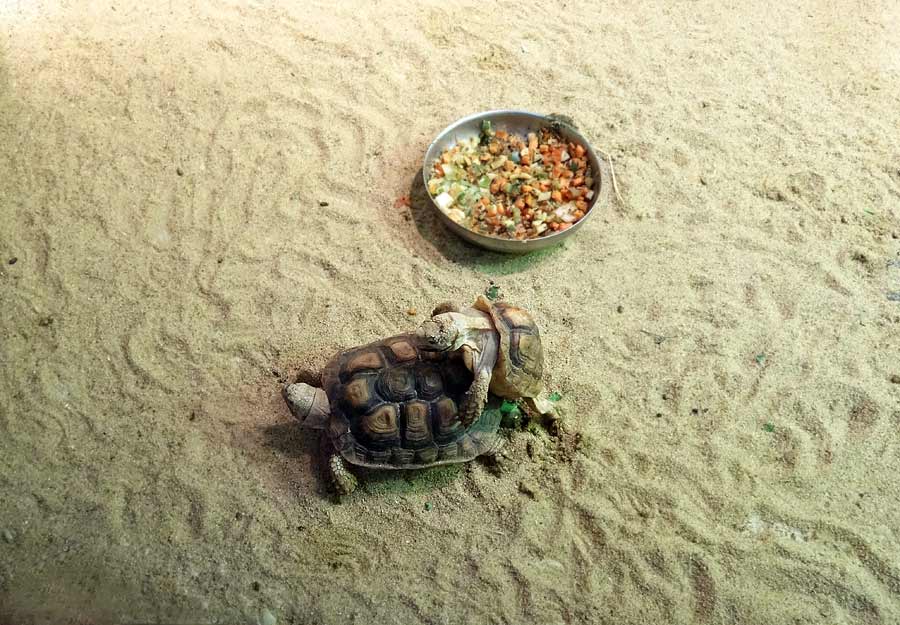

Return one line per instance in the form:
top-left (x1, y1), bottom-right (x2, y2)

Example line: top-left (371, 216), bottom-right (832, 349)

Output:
top-left (406, 307), bottom-right (417, 316)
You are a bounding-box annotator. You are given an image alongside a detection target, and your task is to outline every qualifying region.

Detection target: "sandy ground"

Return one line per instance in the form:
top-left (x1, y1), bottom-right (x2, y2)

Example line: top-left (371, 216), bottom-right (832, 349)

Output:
top-left (2, 1), bottom-right (900, 623)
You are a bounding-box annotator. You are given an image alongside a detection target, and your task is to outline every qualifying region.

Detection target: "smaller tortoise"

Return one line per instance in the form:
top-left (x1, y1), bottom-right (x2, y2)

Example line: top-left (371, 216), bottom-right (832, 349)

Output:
top-left (284, 332), bottom-right (503, 494)
top-left (418, 296), bottom-right (558, 422)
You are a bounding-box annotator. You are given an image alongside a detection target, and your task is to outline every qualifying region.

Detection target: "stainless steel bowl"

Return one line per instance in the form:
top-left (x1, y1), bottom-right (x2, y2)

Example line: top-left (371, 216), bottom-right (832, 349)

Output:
top-left (422, 109), bottom-right (608, 254)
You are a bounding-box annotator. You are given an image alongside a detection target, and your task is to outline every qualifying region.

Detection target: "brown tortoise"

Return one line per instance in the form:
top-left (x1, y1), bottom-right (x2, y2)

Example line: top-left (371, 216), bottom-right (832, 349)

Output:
top-left (283, 297), bottom-right (556, 494)
top-left (418, 296), bottom-right (558, 419)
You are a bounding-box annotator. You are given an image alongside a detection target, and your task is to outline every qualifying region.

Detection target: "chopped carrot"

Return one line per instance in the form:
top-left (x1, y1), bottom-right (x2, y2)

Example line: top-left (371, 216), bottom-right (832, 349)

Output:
top-left (572, 177), bottom-right (583, 187)
top-left (574, 144), bottom-right (585, 158)
top-left (551, 190), bottom-right (562, 202)
top-left (496, 129), bottom-right (508, 139)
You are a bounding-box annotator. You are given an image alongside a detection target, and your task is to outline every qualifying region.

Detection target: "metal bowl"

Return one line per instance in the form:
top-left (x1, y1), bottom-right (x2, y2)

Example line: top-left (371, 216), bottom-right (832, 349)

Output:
top-left (422, 109), bottom-right (608, 254)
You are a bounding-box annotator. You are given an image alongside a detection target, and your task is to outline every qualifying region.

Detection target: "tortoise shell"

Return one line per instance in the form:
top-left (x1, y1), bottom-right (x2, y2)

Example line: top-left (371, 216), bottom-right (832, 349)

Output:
top-left (473, 296), bottom-right (544, 398)
top-left (320, 334), bottom-right (502, 469)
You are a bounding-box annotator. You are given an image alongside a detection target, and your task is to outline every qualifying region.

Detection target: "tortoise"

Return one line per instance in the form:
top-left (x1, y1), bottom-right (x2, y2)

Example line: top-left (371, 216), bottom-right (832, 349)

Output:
top-left (283, 297), bottom-right (556, 494)
top-left (417, 296), bottom-right (558, 421)
top-left (283, 332), bottom-right (502, 494)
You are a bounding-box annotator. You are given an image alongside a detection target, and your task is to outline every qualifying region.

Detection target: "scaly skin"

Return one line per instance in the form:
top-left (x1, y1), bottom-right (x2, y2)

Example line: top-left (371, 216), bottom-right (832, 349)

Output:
top-left (327, 453), bottom-right (358, 495)
top-left (460, 367), bottom-right (491, 426)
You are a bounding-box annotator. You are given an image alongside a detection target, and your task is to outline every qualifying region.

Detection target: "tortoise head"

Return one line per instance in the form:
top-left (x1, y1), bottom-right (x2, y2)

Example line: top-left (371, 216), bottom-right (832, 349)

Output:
top-left (283, 383), bottom-right (330, 429)
top-left (416, 313), bottom-right (463, 351)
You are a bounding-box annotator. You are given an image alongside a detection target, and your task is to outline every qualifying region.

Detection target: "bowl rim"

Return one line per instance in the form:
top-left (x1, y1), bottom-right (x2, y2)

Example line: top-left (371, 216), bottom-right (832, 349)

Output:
top-left (421, 109), bottom-right (605, 252)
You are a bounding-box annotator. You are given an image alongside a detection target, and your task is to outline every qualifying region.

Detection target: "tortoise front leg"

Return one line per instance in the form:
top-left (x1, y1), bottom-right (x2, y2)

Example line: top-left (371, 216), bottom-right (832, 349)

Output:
top-left (459, 344), bottom-right (494, 426)
top-left (460, 366), bottom-right (491, 426)
top-left (327, 453), bottom-right (358, 495)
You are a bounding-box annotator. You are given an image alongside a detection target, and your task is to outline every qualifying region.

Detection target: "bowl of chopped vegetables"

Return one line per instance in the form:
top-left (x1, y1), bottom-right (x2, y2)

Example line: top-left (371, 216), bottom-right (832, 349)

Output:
top-left (423, 110), bottom-right (607, 253)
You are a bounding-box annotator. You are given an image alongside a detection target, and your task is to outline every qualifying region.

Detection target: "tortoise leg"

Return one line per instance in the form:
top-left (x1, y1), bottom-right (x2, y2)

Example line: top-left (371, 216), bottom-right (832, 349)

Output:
top-left (327, 453), bottom-right (358, 495)
top-left (458, 337), bottom-right (498, 426)
top-left (431, 301), bottom-right (461, 316)
top-left (460, 365), bottom-right (491, 427)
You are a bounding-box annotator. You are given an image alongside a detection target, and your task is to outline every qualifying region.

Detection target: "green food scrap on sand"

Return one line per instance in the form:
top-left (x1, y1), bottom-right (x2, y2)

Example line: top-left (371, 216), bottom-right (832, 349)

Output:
top-left (549, 391), bottom-right (562, 402)
top-left (755, 354), bottom-right (766, 365)
top-left (763, 422), bottom-right (775, 432)
top-left (485, 284), bottom-right (501, 300)
top-left (499, 400), bottom-right (522, 428)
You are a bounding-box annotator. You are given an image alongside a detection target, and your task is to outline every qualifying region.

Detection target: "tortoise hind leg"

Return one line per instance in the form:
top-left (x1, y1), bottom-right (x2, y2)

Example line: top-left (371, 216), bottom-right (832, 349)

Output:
top-left (327, 453), bottom-right (358, 495)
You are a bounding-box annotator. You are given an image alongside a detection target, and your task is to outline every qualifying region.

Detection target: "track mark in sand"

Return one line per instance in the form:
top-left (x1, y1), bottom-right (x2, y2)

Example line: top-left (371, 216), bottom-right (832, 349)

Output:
top-left (187, 496), bottom-right (205, 539)
top-left (207, 37), bottom-right (236, 57)
top-left (754, 506), bottom-right (900, 601)
top-left (310, 533), bottom-right (381, 579)
top-left (847, 392), bottom-right (880, 435)
top-left (687, 556), bottom-right (716, 622)
top-left (121, 320), bottom-right (175, 396)
top-left (223, 507), bottom-right (253, 543)
top-left (569, 537), bottom-right (593, 597)
top-left (502, 560), bottom-right (532, 619)
top-left (823, 271), bottom-right (852, 297)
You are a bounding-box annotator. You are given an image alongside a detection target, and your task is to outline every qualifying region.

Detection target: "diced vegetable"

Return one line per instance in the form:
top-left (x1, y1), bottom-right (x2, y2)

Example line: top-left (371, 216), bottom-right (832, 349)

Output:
top-left (447, 208), bottom-right (466, 223)
top-left (435, 192), bottom-right (454, 210)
